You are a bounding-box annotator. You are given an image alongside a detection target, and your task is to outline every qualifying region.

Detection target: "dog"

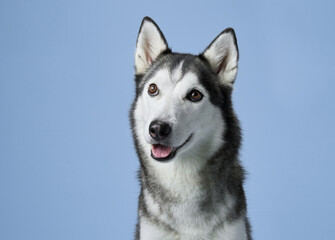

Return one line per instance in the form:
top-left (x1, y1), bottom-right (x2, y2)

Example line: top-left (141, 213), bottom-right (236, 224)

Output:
top-left (130, 17), bottom-right (252, 240)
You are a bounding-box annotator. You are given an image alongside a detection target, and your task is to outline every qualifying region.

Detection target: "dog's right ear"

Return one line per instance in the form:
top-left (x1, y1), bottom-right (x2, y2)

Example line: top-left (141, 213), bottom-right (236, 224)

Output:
top-left (135, 17), bottom-right (169, 75)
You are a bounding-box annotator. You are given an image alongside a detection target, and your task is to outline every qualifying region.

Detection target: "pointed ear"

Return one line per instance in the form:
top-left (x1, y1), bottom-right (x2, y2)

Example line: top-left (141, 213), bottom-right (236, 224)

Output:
top-left (201, 28), bottom-right (239, 86)
top-left (135, 17), bottom-right (169, 75)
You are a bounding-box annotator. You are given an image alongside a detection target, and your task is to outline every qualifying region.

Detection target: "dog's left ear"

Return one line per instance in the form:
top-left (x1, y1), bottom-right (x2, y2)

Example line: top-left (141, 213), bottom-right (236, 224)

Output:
top-left (201, 28), bottom-right (239, 86)
top-left (135, 17), bottom-right (169, 75)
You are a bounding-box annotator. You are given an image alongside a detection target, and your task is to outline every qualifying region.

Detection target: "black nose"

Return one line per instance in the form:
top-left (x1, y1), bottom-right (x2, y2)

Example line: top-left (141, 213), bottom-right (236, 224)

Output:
top-left (149, 120), bottom-right (171, 141)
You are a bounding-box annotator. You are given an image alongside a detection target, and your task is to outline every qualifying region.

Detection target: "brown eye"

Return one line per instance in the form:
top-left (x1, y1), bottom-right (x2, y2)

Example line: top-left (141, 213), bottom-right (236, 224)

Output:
top-left (187, 90), bottom-right (203, 102)
top-left (148, 83), bottom-right (159, 96)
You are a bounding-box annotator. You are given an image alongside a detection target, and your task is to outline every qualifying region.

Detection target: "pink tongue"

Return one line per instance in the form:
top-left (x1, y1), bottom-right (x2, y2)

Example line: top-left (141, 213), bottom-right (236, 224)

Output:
top-left (152, 144), bottom-right (172, 158)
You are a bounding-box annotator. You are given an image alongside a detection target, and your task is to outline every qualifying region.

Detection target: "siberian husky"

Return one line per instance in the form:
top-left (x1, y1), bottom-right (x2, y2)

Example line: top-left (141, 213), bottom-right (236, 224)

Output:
top-left (130, 17), bottom-right (252, 240)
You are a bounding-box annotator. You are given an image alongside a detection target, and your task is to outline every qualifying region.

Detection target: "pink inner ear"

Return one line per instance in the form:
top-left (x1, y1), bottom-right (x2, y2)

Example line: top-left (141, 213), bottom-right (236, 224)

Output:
top-left (145, 40), bottom-right (153, 65)
top-left (216, 54), bottom-right (229, 75)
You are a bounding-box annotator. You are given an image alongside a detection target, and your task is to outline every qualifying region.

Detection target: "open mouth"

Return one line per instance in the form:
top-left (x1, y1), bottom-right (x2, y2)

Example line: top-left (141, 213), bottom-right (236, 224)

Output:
top-left (150, 134), bottom-right (192, 162)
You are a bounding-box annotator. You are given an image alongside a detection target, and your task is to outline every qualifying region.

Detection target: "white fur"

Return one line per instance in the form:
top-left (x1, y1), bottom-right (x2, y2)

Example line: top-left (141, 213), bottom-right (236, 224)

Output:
top-left (134, 63), bottom-right (224, 186)
top-left (147, 191), bottom-right (237, 238)
top-left (140, 218), bottom-right (176, 239)
top-left (203, 31), bottom-right (238, 86)
top-left (134, 66), bottom-right (225, 192)
top-left (211, 218), bottom-right (248, 240)
top-left (140, 212), bottom-right (247, 240)
top-left (135, 19), bottom-right (168, 74)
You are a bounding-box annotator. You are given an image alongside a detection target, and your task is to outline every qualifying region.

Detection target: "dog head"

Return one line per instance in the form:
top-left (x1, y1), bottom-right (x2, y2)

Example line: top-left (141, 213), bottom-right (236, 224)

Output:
top-left (131, 17), bottom-right (239, 163)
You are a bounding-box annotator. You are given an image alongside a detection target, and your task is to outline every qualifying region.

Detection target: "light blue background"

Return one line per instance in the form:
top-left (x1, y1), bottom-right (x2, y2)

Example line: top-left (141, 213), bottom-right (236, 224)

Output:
top-left (1, 0), bottom-right (334, 239)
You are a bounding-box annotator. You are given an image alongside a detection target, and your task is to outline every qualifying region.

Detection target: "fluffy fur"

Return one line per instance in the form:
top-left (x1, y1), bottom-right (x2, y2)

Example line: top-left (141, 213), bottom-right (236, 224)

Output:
top-left (130, 17), bottom-right (252, 240)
